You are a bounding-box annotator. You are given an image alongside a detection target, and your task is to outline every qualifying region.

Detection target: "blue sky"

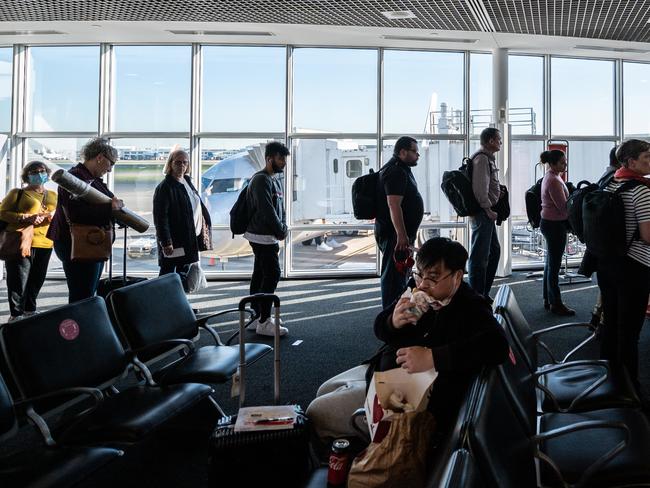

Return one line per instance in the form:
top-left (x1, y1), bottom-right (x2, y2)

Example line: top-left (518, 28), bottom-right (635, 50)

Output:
top-left (0, 45), bottom-right (647, 139)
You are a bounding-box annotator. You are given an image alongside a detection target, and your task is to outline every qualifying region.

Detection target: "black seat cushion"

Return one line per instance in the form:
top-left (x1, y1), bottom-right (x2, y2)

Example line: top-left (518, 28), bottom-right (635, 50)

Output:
top-left (539, 362), bottom-right (640, 412)
top-left (0, 445), bottom-right (121, 488)
top-left (153, 343), bottom-right (272, 385)
top-left (541, 408), bottom-right (650, 487)
top-left (57, 383), bottom-right (212, 445)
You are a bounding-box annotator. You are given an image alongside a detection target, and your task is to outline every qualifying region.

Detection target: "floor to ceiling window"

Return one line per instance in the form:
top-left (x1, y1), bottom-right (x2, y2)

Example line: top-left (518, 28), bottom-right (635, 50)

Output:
top-left (2, 42), bottom-right (643, 277)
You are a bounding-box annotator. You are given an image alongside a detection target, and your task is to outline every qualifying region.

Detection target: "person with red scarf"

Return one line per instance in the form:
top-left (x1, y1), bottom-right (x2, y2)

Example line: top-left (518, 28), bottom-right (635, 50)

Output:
top-left (597, 139), bottom-right (650, 394)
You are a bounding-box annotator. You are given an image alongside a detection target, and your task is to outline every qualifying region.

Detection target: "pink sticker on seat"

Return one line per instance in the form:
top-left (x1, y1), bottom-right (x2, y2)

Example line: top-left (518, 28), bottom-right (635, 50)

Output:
top-left (59, 319), bottom-right (80, 341)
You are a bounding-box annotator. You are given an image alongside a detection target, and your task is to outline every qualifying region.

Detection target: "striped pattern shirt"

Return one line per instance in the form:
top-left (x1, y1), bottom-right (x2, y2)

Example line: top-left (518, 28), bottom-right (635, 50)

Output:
top-left (605, 179), bottom-right (650, 267)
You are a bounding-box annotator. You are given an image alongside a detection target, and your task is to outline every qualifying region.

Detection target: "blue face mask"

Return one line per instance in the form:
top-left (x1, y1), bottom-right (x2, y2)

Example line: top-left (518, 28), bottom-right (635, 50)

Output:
top-left (27, 172), bottom-right (48, 185)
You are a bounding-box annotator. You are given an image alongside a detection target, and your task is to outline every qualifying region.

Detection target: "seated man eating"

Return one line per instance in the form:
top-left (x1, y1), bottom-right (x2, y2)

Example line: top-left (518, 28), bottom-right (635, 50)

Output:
top-left (307, 237), bottom-right (509, 444)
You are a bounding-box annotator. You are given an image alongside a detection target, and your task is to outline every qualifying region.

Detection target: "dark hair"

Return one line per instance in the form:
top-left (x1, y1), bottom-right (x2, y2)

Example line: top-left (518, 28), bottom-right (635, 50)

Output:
top-left (265, 141), bottom-right (290, 160)
top-left (540, 149), bottom-right (565, 166)
top-left (393, 136), bottom-right (417, 156)
top-left (416, 237), bottom-right (468, 273)
top-left (616, 139), bottom-right (650, 168)
top-left (81, 137), bottom-right (117, 163)
top-left (21, 160), bottom-right (51, 184)
top-left (609, 146), bottom-right (620, 169)
top-left (480, 127), bottom-right (501, 146)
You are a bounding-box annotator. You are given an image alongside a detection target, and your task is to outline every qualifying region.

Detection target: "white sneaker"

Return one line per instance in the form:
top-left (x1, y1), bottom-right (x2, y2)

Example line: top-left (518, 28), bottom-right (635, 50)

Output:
top-left (7, 315), bottom-right (22, 322)
top-left (256, 318), bottom-right (288, 337)
top-left (327, 238), bottom-right (344, 249)
top-left (247, 317), bottom-right (283, 331)
top-left (317, 242), bottom-right (333, 252)
top-left (23, 311), bottom-right (39, 317)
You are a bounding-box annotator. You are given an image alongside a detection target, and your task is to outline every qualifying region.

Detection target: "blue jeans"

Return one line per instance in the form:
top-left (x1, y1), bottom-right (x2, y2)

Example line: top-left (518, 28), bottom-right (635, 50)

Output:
top-left (376, 233), bottom-right (409, 309)
top-left (540, 219), bottom-right (567, 306)
top-left (54, 240), bottom-right (104, 303)
top-left (468, 211), bottom-right (500, 299)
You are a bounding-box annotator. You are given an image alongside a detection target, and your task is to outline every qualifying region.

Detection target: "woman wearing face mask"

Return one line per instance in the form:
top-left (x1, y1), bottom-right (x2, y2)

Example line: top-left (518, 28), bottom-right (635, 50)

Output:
top-left (306, 237), bottom-right (508, 447)
top-left (0, 161), bottom-right (57, 321)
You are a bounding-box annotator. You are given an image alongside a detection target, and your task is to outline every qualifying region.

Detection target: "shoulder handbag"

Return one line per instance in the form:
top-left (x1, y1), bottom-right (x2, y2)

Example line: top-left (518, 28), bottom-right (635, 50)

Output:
top-left (0, 190), bottom-right (35, 261)
top-left (62, 207), bottom-right (113, 262)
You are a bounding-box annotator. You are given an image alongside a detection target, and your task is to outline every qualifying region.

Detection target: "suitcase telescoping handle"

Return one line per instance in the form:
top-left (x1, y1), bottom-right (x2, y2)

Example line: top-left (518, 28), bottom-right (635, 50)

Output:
top-left (238, 294), bottom-right (281, 407)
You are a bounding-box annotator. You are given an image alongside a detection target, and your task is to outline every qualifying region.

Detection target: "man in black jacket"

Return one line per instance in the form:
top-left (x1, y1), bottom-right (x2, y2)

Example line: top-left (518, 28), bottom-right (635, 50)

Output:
top-left (375, 136), bottom-right (424, 309)
top-left (374, 237), bottom-right (509, 429)
top-left (306, 237), bottom-right (509, 443)
top-left (244, 142), bottom-right (289, 336)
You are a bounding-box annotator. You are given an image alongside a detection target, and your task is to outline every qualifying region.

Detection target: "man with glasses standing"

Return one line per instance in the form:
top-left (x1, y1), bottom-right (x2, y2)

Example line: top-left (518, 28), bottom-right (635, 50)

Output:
top-left (375, 136), bottom-right (424, 308)
top-left (468, 127), bottom-right (503, 303)
top-left (48, 137), bottom-right (124, 302)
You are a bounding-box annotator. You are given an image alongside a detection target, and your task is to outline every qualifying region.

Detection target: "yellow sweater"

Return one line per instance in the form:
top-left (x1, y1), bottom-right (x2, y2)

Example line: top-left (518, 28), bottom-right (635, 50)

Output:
top-left (0, 188), bottom-right (58, 249)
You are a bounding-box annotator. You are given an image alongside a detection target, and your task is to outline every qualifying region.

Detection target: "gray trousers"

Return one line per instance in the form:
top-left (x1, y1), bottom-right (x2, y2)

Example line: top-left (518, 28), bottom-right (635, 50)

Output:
top-left (306, 365), bottom-right (369, 443)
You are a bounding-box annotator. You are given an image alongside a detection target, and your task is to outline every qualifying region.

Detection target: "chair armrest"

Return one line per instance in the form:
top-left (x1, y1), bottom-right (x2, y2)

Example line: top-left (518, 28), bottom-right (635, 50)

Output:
top-left (196, 308), bottom-right (256, 346)
top-left (129, 338), bottom-right (195, 358)
top-left (533, 322), bottom-right (596, 364)
top-left (535, 361), bottom-right (608, 412)
top-left (533, 420), bottom-right (629, 488)
top-left (532, 321), bottom-right (596, 338)
top-left (16, 387), bottom-right (105, 447)
top-left (195, 307), bottom-right (255, 328)
top-left (15, 386), bottom-right (104, 409)
top-left (350, 407), bottom-right (370, 444)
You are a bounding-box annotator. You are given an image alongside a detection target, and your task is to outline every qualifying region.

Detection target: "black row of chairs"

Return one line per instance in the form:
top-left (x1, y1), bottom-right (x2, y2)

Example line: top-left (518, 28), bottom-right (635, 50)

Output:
top-left (0, 273), bottom-right (273, 487)
top-left (431, 285), bottom-right (650, 488)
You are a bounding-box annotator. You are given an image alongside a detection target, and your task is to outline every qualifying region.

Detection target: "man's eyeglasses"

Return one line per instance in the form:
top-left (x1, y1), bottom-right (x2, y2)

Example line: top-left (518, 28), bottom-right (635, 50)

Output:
top-left (412, 270), bottom-right (454, 288)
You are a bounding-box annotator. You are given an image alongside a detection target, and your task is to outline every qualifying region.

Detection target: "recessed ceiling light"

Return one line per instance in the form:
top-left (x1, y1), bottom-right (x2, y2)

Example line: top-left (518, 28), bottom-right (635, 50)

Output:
top-left (0, 30), bottom-right (66, 36)
top-left (381, 10), bottom-right (417, 20)
top-left (574, 44), bottom-right (650, 54)
top-left (167, 30), bottom-right (274, 36)
top-left (383, 35), bottom-right (477, 43)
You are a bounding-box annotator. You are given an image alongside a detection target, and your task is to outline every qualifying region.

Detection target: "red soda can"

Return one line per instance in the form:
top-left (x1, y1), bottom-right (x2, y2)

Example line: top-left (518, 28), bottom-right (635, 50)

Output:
top-left (327, 439), bottom-right (350, 486)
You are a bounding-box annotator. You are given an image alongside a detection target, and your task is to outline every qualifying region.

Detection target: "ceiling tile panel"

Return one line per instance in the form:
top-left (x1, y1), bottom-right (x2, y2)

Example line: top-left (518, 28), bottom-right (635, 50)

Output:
top-left (2, 0), bottom-right (650, 43)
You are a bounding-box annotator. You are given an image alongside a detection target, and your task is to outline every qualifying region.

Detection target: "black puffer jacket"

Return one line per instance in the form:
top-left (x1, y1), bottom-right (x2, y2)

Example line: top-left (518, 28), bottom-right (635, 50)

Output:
top-left (372, 281), bottom-right (509, 429)
top-left (245, 170), bottom-right (287, 239)
top-left (153, 175), bottom-right (212, 266)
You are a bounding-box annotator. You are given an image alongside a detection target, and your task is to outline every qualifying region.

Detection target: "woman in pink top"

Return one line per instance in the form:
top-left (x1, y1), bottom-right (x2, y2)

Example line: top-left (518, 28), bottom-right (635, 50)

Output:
top-left (540, 150), bottom-right (575, 316)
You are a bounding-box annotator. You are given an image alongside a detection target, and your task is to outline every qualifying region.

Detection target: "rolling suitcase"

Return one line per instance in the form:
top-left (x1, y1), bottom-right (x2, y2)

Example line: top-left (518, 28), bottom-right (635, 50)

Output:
top-left (208, 294), bottom-right (313, 487)
top-left (97, 224), bottom-right (146, 299)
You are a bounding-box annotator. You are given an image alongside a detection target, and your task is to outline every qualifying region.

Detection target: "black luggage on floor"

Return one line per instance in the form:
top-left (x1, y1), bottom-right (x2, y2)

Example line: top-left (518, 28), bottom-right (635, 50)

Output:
top-left (208, 295), bottom-right (313, 487)
top-left (97, 225), bottom-right (146, 299)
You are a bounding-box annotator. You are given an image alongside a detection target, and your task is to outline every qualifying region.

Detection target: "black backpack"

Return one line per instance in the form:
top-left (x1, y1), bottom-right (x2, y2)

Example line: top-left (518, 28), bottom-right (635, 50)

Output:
top-left (440, 154), bottom-right (485, 217)
top-left (583, 178), bottom-right (642, 258)
top-left (352, 166), bottom-right (386, 220)
top-left (524, 178), bottom-right (543, 229)
top-left (229, 180), bottom-right (251, 237)
top-left (566, 180), bottom-right (599, 242)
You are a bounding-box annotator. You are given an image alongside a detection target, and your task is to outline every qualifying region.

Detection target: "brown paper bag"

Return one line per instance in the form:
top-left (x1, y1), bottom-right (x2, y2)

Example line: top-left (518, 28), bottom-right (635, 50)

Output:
top-left (347, 410), bottom-right (436, 488)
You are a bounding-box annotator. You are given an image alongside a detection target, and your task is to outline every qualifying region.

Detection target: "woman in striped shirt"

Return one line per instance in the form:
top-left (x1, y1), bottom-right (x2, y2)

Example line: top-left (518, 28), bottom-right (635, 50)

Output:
top-left (539, 149), bottom-right (575, 316)
top-left (598, 139), bottom-right (650, 392)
